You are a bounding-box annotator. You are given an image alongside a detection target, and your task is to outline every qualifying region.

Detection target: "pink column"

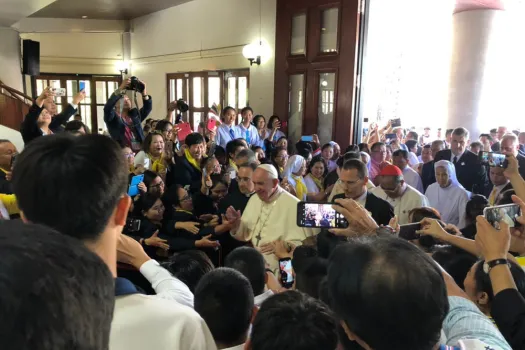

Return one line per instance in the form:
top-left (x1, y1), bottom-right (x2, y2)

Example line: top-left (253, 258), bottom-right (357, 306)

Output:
top-left (447, 0), bottom-right (505, 138)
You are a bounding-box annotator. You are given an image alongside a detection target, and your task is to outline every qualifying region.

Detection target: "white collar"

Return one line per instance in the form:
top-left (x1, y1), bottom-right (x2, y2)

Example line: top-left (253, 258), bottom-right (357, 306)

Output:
top-left (254, 289), bottom-right (274, 306)
top-left (494, 182), bottom-right (510, 191)
top-left (451, 151), bottom-right (464, 160)
top-left (222, 344), bottom-right (245, 350)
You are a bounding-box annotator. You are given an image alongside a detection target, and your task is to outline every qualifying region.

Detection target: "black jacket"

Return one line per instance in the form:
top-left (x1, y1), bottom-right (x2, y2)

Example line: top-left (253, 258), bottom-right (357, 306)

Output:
top-left (422, 150), bottom-right (488, 194)
top-left (484, 182), bottom-right (513, 204)
top-left (103, 93), bottom-right (152, 146)
top-left (21, 102), bottom-right (77, 144)
top-left (0, 171), bottom-right (13, 194)
top-left (167, 154), bottom-right (202, 194)
top-left (517, 154), bottom-right (525, 180)
top-left (218, 191), bottom-right (253, 216)
top-left (332, 192), bottom-right (394, 226)
top-left (160, 209), bottom-right (214, 252)
top-left (492, 288), bottom-right (525, 349)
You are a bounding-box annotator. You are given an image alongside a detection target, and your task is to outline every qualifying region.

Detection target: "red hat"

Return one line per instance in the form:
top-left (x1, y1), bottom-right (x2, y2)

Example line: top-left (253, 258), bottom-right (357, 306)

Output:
top-left (379, 164), bottom-right (403, 177)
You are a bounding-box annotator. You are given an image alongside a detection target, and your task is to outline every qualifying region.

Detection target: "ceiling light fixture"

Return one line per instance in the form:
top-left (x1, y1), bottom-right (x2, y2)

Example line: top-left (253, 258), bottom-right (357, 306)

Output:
top-left (116, 61), bottom-right (129, 76)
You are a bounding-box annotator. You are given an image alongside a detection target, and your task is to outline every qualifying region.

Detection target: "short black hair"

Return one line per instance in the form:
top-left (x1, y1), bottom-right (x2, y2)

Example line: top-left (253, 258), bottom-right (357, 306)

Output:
top-left (226, 139), bottom-right (246, 158)
top-left (267, 115), bottom-right (281, 130)
top-left (134, 192), bottom-right (161, 216)
top-left (370, 142), bottom-right (385, 152)
top-left (342, 159), bottom-right (368, 179)
top-left (64, 120), bottom-right (87, 134)
top-left (446, 128), bottom-right (454, 136)
top-left (321, 143), bottom-right (333, 151)
top-left (480, 133), bottom-right (493, 142)
top-left (253, 115), bottom-right (265, 127)
top-left (155, 120), bottom-right (173, 132)
top-left (328, 237), bottom-right (448, 349)
top-left (143, 170), bottom-right (161, 188)
top-left (345, 144), bottom-right (360, 153)
top-left (0, 220), bottom-right (114, 350)
top-left (452, 127), bottom-right (470, 140)
top-left (251, 291), bottom-right (338, 350)
top-left (225, 247), bottom-right (266, 296)
top-left (194, 268), bottom-right (254, 348)
top-left (239, 162), bottom-right (258, 172)
top-left (474, 259), bottom-right (525, 303)
top-left (469, 141), bottom-right (482, 150)
top-left (241, 106), bottom-right (253, 115)
top-left (407, 131), bottom-right (418, 140)
top-left (185, 132), bottom-right (205, 147)
top-left (295, 257), bottom-right (328, 299)
top-left (12, 134), bottom-right (128, 241)
top-left (392, 149), bottom-right (408, 159)
top-left (405, 140), bottom-right (418, 151)
top-left (431, 246), bottom-right (477, 289)
top-left (162, 250), bottom-right (215, 293)
top-left (336, 151), bottom-right (360, 168)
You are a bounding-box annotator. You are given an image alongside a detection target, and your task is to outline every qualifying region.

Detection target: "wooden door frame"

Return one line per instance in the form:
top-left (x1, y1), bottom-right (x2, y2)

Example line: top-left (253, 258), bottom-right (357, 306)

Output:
top-left (273, 0), bottom-right (361, 146)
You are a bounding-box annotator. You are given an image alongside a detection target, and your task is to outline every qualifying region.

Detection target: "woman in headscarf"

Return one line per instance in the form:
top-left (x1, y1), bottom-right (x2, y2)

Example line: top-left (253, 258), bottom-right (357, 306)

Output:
top-left (425, 160), bottom-right (470, 229)
top-left (282, 155), bottom-right (308, 201)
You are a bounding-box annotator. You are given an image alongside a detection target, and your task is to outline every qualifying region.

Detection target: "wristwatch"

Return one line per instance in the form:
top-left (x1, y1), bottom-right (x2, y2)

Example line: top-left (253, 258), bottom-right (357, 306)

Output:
top-left (483, 259), bottom-right (509, 274)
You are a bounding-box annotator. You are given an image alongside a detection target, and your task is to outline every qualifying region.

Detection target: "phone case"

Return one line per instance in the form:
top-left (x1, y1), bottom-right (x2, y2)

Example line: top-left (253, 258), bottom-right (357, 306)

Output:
top-left (207, 118), bottom-right (216, 131)
top-left (301, 136), bottom-right (313, 142)
top-left (178, 122), bottom-right (192, 141)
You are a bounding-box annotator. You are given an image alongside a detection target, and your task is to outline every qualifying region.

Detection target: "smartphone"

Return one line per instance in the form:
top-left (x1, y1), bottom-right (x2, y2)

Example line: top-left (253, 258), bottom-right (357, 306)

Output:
top-left (52, 88), bottom-right (66, 97)
top-left (390, 118), bottom-right (401, 128)
top-left (79, 82), bottom-right (86, 92)
top-left (399, 223), bottom-right (421, 241)
top-left (301, 135), bottom-right (313, 142)
top-left (125, 218), bottom-right (141, 233)
top-left (128, 174), bottom-right (144, 197)
top-left (279, 258), bottom-right (294, 288)
top-left (479, 151), bottom-right (507, 168)
top-left (281, 121), bottom-right (288, 128)
top-left (484, 204), bottom-right (522, 229)
top-left (177, 122), bottom-right (192, 142)
top-left (207, 118), bottom-right (217, 132)
top-left (385, 133), bottom-right (397, 143)
top-left (296, 202), bottom-right (348, 229)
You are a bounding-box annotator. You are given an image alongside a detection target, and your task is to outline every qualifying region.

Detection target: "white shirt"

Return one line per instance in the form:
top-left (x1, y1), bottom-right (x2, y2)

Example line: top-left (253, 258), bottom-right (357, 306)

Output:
top-left (110, 294), bottom-right (216, 350)
top-left (254, 289), bottom-right (274, 307)
top-left (140, 260), bottom-right (194, 308)
top-left (223, 345), bottom-right (245, 350)
top-left (407, 152), bottom-right (419, 167)
top-left (236, 124), bottom-right (260, 146)
top-left (215, 123), bottom-right (243, 150)
top-left (451, 151), bottom-right (464, 163)
top-left (134, 150), bottom-right (151, 169)
top-left (370, 185), bottom-right (429, 225)
top-left (402, 166), bottom-right (424, 194)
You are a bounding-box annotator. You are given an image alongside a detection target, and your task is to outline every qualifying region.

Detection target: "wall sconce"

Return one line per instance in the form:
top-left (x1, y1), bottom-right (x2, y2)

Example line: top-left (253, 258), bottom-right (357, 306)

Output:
top-left (116, 61), bottom-right (129, 75)
top-left (242, 41), bottom-right (270, 66)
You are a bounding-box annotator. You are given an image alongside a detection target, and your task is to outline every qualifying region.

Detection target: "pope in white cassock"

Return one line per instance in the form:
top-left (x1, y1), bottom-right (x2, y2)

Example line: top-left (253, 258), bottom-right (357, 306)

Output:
top-left (226, 164), bottom-right (319, 272)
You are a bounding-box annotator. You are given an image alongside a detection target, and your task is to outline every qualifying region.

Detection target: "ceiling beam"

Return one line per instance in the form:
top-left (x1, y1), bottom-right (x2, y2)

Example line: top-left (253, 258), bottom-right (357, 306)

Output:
top-left (12, 17), bottom-right (130, 33)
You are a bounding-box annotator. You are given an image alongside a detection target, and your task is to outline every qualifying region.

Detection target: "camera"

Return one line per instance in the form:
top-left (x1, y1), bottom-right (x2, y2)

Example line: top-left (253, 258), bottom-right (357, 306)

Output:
top-left (124, 218), bottom-right (141, 234)
top-left (128, 76), bottom-right (145, 94)
top-left (176, 99), bottom-right (189, 113)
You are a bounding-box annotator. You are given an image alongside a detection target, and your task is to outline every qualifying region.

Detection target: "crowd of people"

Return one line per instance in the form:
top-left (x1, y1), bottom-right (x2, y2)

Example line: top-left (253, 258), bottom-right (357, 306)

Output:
top-left (1, 79), bottom-right (525, 350)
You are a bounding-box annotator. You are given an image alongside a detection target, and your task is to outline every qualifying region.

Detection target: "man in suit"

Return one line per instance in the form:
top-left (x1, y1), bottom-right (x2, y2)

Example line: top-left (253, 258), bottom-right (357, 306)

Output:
top-left (500, 133), bottom-right (525, 179)
top-left (332, 159), bottom-right (394, 226)
top-left (422, 127), bottom-right (488, 194)
top-left (490, 126), bottom-right (507, 152)
top-left (484, 166), bottom-right (513, 206)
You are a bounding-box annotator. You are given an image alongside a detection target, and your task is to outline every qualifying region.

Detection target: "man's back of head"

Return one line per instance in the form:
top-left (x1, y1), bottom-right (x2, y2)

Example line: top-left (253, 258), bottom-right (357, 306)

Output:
top-left (225, 247), bottom-right (266, 296)
top-left (194, 268), bottom-right (254, 349)
top-left (11, 134), bottom-right (128, 241)
top-left (0, 220), bottom-right (114, 350)
top-left (328, 236), bottom-right (448, 349)
top-left (248, 290), bottom-right (338, 350)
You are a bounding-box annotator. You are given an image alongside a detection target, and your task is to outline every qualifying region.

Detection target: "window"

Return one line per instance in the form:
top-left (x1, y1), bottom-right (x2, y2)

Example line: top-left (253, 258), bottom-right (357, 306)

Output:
top-left (167, 69), bottom-right (249, 130)
top-left (33, 74), bottom-right (121, 134)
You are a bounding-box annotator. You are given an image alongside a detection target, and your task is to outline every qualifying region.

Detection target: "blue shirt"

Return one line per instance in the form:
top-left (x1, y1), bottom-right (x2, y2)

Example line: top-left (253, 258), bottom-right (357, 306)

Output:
top-left (216, 124), bottom-right (243, 150)
top-left (236, 124), bottom-right (260, 146)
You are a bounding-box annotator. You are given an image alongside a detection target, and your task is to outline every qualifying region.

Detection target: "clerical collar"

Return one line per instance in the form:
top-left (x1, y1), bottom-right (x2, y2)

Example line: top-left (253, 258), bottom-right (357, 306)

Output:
top-left (245, 191), bottom-right (255, 198)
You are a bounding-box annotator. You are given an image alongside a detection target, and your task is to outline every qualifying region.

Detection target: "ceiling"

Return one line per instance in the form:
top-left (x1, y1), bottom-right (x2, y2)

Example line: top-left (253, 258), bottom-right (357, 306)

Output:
top-left (29, 0), bottom-right (194, 20)
top-left (0, 0), bottom-right (57, 26)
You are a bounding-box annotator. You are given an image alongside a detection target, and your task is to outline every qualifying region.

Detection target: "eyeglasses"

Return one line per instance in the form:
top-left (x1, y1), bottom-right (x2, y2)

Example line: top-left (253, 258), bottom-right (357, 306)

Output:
top-left (124, 153), bottom-right (134, 158)
top-left (150, 182), bottom-right (164, 189)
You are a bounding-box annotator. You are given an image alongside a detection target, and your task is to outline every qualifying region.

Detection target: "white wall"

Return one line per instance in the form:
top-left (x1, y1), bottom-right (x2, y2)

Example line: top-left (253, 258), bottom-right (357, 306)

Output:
top-left (20, 32), bottom-right (124, 75)
top-left (0, 27), bottom-right (23, 91)
top-left (130, 0), bottom-right (276, 118)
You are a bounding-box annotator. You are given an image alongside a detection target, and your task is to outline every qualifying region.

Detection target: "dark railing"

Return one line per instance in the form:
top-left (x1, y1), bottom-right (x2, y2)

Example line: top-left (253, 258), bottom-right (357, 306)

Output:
top-left (0, 80), bottom-right (32, 131)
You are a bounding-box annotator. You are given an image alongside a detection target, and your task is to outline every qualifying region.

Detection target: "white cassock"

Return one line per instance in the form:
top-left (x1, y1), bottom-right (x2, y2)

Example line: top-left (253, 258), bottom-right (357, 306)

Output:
top-left (232, 187), bottom-right (318, 273)
top-left (402, 166), bottom-right (424, 194)
top-left (370, 185), bottom-right (429, 225)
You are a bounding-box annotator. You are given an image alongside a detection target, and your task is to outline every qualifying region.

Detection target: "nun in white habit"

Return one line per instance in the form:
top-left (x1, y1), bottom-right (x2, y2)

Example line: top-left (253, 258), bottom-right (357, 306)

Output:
top-left (425, 160), bottom-right (470, 229)
top-left (282, 155), bottom-right (308, 201)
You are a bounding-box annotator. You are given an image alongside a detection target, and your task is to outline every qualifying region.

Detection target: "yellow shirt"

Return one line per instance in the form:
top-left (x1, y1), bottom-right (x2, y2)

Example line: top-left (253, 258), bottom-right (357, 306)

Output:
top-left (0, 194), bottom-right (18, 216)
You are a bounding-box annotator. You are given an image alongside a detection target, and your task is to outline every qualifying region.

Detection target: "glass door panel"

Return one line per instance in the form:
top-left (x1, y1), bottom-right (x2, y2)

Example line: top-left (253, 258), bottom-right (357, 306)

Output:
top-left (288, 74), bottom-right (305, 143)
top-left (317, 72), bottom-right (336, 143)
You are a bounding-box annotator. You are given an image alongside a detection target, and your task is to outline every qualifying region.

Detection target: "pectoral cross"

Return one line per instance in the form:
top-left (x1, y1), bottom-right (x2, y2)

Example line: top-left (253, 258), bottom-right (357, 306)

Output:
top-left (255, 232), bottom-right (262, 247)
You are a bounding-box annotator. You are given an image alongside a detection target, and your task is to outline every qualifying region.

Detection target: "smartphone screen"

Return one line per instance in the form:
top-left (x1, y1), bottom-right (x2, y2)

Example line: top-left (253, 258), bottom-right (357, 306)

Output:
top-left (53, 88), bottom-right (66, 97)
top-left (479, 151), bottom-right (507, 168)
top-left (484, 204), bottom-right (522, 229)
top-left (301, 135), bottom-right (313, 142)
top-left (79, 82), bottom-right (86, 91)
top-left (399, 223), bottom-right (421, 241)
top-left (297, 202), bottom-right (348, 229)
top-left (385, 133), bottom-right (397, 143)
top-left (281, 121), bottom-right (288, 128)
top-left (279, 258), bottom-right (294, 288)
top-left (390, 118), bottom-right (401, 128)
